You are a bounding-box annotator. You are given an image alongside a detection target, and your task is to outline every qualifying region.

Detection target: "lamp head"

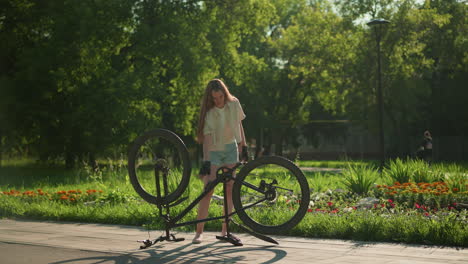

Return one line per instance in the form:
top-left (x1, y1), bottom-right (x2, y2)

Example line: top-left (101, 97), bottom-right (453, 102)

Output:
top-left (367, 19), bottom-right (390, 26)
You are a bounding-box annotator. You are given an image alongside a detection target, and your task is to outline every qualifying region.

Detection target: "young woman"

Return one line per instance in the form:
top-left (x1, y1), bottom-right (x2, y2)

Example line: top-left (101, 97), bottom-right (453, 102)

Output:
top-left (193, 79), bottom-right (247, 245)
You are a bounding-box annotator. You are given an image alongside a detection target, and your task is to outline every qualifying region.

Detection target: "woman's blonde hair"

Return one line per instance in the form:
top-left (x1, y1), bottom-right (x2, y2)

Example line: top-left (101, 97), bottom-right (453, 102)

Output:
top-left (196, 79), bottom-right (234, 143)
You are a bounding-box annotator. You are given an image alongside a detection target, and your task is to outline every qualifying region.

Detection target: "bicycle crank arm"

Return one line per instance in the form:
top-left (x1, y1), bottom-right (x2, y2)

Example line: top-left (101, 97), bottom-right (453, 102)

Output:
top-left (231, 219), bottom-right (278, 245)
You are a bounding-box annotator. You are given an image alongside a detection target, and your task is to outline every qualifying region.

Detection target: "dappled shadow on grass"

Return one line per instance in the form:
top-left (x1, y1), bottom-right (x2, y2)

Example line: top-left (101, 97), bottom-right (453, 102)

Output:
top-left (50, 241), bottom-right (287, 264)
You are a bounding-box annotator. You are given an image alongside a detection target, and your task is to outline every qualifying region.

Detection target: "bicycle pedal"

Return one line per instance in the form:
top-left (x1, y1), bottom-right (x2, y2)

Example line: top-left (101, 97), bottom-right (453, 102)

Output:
top-left (137, 239), bottom-right (153, 249)
top-left (169, 234), bottom-right (185, 242)
top-left (216, 235), bottom-right (243, 246)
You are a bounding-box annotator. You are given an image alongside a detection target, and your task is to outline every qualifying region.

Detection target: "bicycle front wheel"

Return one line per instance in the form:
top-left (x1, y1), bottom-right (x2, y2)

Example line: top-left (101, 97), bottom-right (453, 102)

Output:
top-left (232, 156), bottom-right (310, 234)
top-left (128, 129), bottom-right (191, 205)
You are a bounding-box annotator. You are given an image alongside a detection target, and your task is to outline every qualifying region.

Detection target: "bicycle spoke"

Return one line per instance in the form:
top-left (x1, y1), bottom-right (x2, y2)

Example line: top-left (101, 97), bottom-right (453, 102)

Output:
top-left (237, 163), bottom-right (305, 229)
top-left (128, 129), bottom-right (191, 205)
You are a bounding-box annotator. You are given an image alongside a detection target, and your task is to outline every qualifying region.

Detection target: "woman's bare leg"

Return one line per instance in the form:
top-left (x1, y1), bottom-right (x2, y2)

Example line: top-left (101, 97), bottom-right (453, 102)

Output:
top-left (195, 164), bottom-right (218, 234)
top-left (221, 163), bottom-right (236, 236)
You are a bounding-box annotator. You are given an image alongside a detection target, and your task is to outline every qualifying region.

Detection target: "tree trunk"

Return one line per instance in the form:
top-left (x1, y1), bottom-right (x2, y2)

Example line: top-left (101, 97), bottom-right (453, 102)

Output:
top-left (272, 128), bottom-right (285, 156)
top-left (0, 131), bottom-right (3, 167)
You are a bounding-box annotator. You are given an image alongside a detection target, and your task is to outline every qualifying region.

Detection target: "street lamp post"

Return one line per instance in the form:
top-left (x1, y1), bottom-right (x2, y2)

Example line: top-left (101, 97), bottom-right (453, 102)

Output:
top-left (367, 18), bottom-right (390, 170)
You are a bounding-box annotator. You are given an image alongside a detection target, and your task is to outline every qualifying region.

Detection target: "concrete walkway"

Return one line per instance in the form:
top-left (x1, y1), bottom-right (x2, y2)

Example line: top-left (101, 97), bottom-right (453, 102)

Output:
top-left (300, 167), bottom-right (343, 173)
top-left (0, 219), bottom-right (466, 264)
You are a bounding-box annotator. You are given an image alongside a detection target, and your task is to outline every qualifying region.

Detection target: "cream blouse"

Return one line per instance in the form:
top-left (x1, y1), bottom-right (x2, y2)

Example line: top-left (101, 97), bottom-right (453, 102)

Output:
top-left (203, 98), bottom-right (246, 151)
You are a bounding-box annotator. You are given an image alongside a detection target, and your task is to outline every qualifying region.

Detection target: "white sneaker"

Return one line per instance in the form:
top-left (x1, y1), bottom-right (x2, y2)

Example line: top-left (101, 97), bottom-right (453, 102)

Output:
top-left (192, 233), bottom-right (203, 244)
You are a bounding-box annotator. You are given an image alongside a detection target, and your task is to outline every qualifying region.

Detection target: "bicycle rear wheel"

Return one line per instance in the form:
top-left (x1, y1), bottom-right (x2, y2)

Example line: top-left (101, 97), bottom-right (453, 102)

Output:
top-left (232, 156), bottom-right (310, 234)
top-left (128, 129), bottom-right (191, 205)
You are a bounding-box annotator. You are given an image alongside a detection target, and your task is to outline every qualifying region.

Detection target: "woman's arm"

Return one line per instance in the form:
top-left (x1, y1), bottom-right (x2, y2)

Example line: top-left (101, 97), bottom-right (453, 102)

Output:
top-left (203, 134), bottom-right (212, 161)
top-left (238, 121), bottom-right (249, 161)
top-left (239, 121), bottom-right (246, 147)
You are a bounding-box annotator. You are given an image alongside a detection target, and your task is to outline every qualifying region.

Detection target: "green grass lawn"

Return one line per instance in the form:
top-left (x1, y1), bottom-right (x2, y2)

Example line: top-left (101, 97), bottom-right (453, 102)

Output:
top-left (1, 158), bottom-right (467, 247)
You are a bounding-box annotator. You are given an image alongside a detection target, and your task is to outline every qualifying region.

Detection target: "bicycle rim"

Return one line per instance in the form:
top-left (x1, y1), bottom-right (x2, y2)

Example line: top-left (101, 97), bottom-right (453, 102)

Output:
top-left (233, 156), bottom-right (310, 234)
top-left (128, 129), bottom-right (191, 205)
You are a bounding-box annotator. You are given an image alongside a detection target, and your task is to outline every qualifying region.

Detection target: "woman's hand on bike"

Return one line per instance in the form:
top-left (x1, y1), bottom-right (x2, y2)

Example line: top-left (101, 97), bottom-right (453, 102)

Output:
top-left (198, 161), bottom-right (211, 178)
top-left (239, 145), bottom-right (249, 162)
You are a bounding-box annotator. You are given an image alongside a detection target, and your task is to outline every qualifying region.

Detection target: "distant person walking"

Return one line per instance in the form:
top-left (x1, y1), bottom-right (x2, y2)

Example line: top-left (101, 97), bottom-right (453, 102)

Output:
top-left (417, 130), bottom-right (433, 163)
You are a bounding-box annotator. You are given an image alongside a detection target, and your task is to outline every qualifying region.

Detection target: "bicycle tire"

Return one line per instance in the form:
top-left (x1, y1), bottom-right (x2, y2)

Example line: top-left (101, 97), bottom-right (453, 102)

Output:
top-left (232, 156), bottom-right (310, 234)
top-left (128, 129), bottom-right (191, 205)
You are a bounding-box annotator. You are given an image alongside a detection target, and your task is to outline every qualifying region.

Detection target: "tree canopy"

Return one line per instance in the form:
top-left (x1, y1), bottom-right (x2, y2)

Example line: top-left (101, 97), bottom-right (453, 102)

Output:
top-left (1, 0), bottom-right (466, 166)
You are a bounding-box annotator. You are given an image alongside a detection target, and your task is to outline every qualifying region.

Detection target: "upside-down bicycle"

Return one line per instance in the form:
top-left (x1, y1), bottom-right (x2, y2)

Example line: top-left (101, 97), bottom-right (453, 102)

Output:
top-left (128, 129), bottom-right (310, 248)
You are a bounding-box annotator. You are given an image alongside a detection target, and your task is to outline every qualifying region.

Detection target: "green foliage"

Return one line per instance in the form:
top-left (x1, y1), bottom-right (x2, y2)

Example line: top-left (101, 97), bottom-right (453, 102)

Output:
top-left (445, 164), bottom-right (468, 193)
top-left (384, 158), bottom-right (458, 184)
top-left (1, 0), bottom-right (467, 162)
top-left (342, 164), bottom-right (380, 194)
top-left (384, 158), bottom-right (412, 183)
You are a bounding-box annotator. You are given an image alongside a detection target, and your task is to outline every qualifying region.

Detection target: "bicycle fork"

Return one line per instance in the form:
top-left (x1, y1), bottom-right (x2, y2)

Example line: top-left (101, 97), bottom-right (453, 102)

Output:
top-left (138, 163), bottom-right (184, 249)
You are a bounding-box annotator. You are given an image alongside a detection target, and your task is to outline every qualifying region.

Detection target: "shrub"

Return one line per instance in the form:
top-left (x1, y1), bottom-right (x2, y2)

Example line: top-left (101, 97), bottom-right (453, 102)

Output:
top-left (384, 158), bottom-right (411, 184)
top-left (445, 164), bottom-right (468, 193)
top-left (342, 164), bottom-right (379, 194)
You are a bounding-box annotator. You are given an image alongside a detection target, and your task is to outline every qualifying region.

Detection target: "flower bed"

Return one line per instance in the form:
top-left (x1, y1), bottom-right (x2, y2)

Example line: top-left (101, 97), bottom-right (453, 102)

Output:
top-left (2, 189), bottom-right (104, 204)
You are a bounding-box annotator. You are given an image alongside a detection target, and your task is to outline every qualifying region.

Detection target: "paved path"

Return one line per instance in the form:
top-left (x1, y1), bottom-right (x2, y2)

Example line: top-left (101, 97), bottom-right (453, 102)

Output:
top-left (300, 167), bottom-right (343, 173)
top-left (0, 219), bottom-right (466, 264)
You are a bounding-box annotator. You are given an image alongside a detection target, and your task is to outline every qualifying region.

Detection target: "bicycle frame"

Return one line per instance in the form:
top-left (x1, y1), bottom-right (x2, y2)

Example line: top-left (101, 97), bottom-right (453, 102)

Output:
top-left (157, 162), bottom-right (263, 227)
top-left (139, 161), bottom-right (276, 248)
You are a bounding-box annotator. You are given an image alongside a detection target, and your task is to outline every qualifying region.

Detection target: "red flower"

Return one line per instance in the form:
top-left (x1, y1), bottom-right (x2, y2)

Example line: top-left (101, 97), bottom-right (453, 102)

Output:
top-left (415, 203), bottom-right (421, 209)
top-left (387, 199), bottom-right (393, 203)
top-left (327, 202), bottom-right (333, 207)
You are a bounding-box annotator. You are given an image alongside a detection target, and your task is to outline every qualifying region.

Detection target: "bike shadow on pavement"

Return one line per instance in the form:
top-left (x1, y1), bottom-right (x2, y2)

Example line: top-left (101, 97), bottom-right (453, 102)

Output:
top-left (50, 241), bottom-right (287, 264)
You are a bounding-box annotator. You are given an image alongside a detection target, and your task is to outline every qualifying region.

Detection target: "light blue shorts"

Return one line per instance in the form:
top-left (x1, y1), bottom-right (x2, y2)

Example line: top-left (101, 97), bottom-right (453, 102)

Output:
top-left (209, 143), bottom-right (238, 166)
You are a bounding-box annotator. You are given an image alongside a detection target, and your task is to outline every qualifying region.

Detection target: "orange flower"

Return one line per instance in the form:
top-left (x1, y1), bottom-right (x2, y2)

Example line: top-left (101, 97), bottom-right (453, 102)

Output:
top-left (453, 188), bottom-right (459, 192)
top-left (60, 195), bottom-right (68, 200)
